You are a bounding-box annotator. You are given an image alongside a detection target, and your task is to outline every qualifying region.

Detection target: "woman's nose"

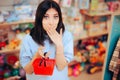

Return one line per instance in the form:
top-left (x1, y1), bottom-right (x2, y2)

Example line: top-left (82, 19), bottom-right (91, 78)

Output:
top-left (49, 19), bottom-right (54, 25)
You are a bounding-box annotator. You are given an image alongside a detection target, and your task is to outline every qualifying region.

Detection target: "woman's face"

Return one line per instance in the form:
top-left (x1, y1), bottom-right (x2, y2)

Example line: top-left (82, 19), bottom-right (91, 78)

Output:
top-left (42, 8), bottom-right (59, 31)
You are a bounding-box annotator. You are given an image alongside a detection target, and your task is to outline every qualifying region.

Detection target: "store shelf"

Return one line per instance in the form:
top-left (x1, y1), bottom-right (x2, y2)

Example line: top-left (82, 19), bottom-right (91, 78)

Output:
top-left (0, 48), bottom-right (20, 54)
top-left (88, 30), bottom-right (108, 38)
top-left (0, 19), bottom-right (34, 27)
top-left (83, 10), bottom-right (120, 17)
top-left (83, 11), bottom-right (112, 17)
top-left (112, 10), bottom-right (120, 16)
top-left (74, 30), bottom-right (108, 41)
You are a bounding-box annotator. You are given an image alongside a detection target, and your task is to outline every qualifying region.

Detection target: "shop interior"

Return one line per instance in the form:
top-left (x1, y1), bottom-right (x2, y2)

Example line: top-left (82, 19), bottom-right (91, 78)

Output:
top-left (0, 0), bottom-right (120, 80)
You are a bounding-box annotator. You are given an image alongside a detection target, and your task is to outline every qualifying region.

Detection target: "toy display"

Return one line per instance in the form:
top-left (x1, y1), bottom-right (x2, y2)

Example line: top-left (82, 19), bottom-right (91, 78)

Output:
top-left (0, 42), bottom-right (7, 50)
top-left (0, 31), bottom-right (8, 50)
top-left (15, 28), bottom-right (25, 41)
top-left (68, 66), bottom-right (73, 76)
top-left (24, 28), bottom-right (31, 34)
top-left (19, 23), bottom-right (33, 34)
top-left (87, 65), bottom-right (102, 74)
top-left (68, 34), bottom-right (108, 76)
top-left (0, 23), bottom-right (34, 80)
top-left (6, 55), bottom-right (18, 66)
top-left (107, 1), bottom-right (120, 12)
top-left (0, 54), bottom-right (26, 80)
top-left (73, 64), bottom-right (80, 77)
top-left (0, 0), bottom-right (113, 79)
top-left (97, 41), bottom-right (106, 56)
top-left (68, 62), bottom-right (85, 77)
top-left (87, 48), bottom-right (104, 74)
top-left (7, 39), bottom-right (21, 50)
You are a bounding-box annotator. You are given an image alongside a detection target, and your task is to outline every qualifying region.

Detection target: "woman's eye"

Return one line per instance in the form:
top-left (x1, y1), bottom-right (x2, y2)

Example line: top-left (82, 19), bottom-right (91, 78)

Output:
top-left (54, 16), bottom-right (59, 19)
top-left (43, 16), bottom-right (48, 19)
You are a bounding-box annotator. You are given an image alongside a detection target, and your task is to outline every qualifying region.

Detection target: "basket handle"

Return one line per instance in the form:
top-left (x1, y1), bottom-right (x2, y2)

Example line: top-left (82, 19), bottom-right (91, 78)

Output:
top-left (39, 52), bottom-right (49, 67)
top-left (39, 58), bottom-right (46, 67)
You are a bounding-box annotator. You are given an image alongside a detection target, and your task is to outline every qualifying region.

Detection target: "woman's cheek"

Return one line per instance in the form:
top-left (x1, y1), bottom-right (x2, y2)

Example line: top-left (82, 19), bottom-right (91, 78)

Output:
top-left (43, 24), bottom-right (48, 31)
top-left (54, 25), bottom-right (57, 29)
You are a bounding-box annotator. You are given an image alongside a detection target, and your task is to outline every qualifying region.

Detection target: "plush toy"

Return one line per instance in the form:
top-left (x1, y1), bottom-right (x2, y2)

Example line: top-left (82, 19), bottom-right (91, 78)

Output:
top-left (6, 55), bottom-right (18, 66)
top-left (89, 49), bottom-right (99, 64)
top-left (24, 27), bottom-right (31, 34)
top-left (74, 52), bottom-right (87, 63)
top-left (0, 54), bottom-right (6, 80)
top-left (107, 1), bottom-right (120, 12)
top-left (19, 68), bottom-right (26, 79)
top-left (13, 61), bottom-right (20, 69)
top-left (73, 66), bottom-right (80, 77)
top-left (0, 68), bottom-right (4, 80)
top-left (7, 39), bottom-right (21, 50)
top-left (73, 63), bottom-right (85, 77)
top-left (15, 28), bottom-right (26, 41)
top-left (87, 48), bottom-right (104, 74)
top-left (11, 68), bottom-right (19, 76)
top-left (4, 69), bottom-right (11, 78)
top-left (3, 63), bottom-right (13, 79)
top-left (97, 41), bottom-right (106, 56)
top-left (87, 65), bottom-right (102, 74)
top-left (0, 54), bottom-right (26, 80)
top-left (0, 54), bottom-right (5, 67)
top-left (0, 41), bottom-right (6, 50)
top-left (68, 66), bottom-right (73, 76)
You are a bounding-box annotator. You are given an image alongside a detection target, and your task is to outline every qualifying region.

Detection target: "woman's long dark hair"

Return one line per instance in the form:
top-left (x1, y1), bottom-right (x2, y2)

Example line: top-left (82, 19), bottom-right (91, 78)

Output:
top-left (30, 0), bottom-right (65, 46)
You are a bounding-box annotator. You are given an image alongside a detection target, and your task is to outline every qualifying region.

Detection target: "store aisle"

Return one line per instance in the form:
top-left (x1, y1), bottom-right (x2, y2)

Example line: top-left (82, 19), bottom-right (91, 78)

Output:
top-left (69, 71), bottom-right (102, 80)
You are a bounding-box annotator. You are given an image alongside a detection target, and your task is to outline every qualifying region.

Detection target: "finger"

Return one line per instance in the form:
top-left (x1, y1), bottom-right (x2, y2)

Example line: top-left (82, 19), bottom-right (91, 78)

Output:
top-left (46, 30), bottom-right (52, 38)
top-left (47, 28), bottom-right (55, 37)
top-left (45, 24), bottom-right (50, 31)
top-left (45, 52), bottom-right (51, 58)
top-left (38, 52), bottom-right (44, 58)
top-left (46, 24), bottom-right (52, 31)
top-left (38, 46), bottom-right (45, 57)
top-left (60, 28), bottom-right (63, 36)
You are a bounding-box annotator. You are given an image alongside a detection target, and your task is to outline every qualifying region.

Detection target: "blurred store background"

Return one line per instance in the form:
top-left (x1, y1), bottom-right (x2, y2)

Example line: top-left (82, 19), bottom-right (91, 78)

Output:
top-left (0, 0), bottom-right (120, 80)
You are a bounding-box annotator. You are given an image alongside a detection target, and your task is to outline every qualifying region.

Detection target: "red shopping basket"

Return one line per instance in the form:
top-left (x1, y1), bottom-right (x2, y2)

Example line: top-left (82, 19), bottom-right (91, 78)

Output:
top-left (32, 57), bottom-right (55, 75)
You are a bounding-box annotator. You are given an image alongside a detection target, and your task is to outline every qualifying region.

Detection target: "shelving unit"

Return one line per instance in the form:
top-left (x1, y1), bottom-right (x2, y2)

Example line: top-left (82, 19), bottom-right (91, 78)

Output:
top-left (0, 19), bottom-right (34, 27)
top-left (66, 10), bottom-right (113, 43)
top-left (0, 48), bottom-right (19, 54)
top-left (0, 11), bottom-right (119, 57)
top-left (0, 0), bottom-right (120, 80)
top-left (70, 9), bottom-right (120, 76)
top-left (102, 13), bottom-right (120, 80)
top-left (0, 19), bottom-right (35, 54)
top-left (74, 30), bottom-right (108, 45)
top-left (0, 17), bottom-right (109, 54)
top-left (82, 11), bottom-right (112, 17)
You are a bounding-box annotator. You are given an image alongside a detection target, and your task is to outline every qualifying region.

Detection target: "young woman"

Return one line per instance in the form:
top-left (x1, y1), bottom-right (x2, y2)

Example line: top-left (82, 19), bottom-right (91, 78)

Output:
top-left (19, 0), bottom-right (73, 80)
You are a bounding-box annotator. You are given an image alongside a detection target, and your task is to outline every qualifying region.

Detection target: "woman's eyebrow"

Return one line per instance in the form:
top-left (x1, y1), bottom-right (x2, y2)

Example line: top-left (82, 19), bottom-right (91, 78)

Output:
top-left (54, 13), bottom-right (58, 15)
top-left (44, 14), bottom-right (48, 16)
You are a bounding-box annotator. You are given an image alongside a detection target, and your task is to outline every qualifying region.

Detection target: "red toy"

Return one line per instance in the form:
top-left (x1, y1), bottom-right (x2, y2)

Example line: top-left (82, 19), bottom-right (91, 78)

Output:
top-left (0, 41), bottom-right (6, 50)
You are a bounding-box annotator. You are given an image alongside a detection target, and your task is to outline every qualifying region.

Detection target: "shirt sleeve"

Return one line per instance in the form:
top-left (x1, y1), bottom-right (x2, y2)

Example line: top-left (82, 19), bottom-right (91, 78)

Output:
top-left (19, 37), bottom-right (33, 68)
top-left (63, 31), bottom-right (74, 63)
